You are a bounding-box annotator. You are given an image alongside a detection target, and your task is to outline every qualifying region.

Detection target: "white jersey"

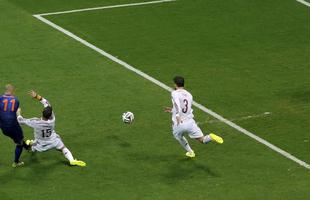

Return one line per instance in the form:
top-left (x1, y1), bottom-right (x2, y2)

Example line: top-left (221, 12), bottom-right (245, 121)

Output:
top-left (171, 89), bottom-right (194, 125)
top-left (17, 98), bottom-right (57, 142)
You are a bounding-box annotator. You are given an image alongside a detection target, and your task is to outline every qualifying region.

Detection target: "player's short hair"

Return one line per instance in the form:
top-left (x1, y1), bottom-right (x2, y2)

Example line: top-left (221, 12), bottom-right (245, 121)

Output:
top-left (5, 84), bottom-right (14, 92)
top-left (173, 76), bottom-right (185, 87)
top-left (43, 106), bottom-right (53, 119)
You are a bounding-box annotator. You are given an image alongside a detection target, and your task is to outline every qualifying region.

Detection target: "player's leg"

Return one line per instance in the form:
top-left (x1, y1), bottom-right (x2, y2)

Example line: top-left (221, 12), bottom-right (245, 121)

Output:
top-left (22, 140), bottom-right (30, 150)
top-left (3, 127), bottom-right (26, 167)
top-left (195, 133), bottom-right (223, 144)
top-left (61, 147), bottom-right (74, 162)
top-left (174, 134), bottom-right (194, 153)
top-left (25, 139), bottom-right (39, 153)
top-left (55, 135), bottom-right (86, 167)
top-left (195, 135), bottom-right (211, 144)
top-left (31, 139), bottom-right (57, 154)
top-left (173, 124), bottom-right (195, 158)
top-left (13, 143), bottom-right (23, 165)
top-left (30, 135), bottom-right (75, 162)
top-left (13, 140), bottom-right (25, 167)
top-left (1, 128), bottom-right (22, 166)
top-left (14, 126), bottom-right (32, 167)
top-left (188, 121), bottom-right (223, 144)
top-left (195, 134), bottom-right (224, 144)
top-left (54, 135), bottom-right (74, 161)
top-left (60, 147), bottom-right (86, 167)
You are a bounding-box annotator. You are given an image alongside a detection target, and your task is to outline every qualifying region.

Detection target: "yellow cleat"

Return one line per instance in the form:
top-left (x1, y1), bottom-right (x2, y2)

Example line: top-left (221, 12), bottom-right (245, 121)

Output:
top-left (26, 139), bottom-right (34, 146)
top-left (185, 151), bottom-right (195, 158)
top-left (70, 159), bottom-right (86, 167)
top-left (210, 133), bottom-right (224, 144)
top-left (12, 161), bottom-right (24, 168)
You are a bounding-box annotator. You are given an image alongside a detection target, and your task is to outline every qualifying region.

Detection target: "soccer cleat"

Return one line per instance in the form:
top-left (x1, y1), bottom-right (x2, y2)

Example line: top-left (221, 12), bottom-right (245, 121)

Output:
top-left (209, 133), bottom-right (224, 144)
top-left (12, 161), bottom-right (24, 168)
top-left (26, 139), bottom-right (34, 146)
top-left (185, 151), bottom-right (195, 158)
top-left (70, 159), bottom-right (86, 167)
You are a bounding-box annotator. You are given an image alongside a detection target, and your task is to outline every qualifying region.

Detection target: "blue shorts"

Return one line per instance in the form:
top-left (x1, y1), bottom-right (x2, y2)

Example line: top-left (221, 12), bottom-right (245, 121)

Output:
top-left (1, 125), bottom-right (24, 144)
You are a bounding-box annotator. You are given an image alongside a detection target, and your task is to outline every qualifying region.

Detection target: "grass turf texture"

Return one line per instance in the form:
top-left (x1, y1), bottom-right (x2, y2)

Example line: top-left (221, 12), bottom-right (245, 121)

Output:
top-left (1, 0), bottom-right (310, 199)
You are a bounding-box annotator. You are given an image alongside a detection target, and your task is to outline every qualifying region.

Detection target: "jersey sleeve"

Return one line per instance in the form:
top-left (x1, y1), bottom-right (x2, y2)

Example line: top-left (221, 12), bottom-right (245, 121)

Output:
top-left (15, 97), bottom-right (20, 111)
top-left (40, 98), bottom-right (51, 108)
top-left (17, 115), bottom-right (39, 128)
top-left (171, 92), bottom-right (181, 117)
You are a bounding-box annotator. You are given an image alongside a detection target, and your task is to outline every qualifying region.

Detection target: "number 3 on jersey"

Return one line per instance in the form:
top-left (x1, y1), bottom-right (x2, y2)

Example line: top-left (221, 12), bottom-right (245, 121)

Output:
top-left (182, 99), bottom-right (188, 113)
top-left (41, 129), bottom-right (52, 138)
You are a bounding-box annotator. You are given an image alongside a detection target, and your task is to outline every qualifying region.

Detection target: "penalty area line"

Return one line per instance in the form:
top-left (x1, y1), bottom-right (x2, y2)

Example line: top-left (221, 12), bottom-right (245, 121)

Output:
top-left (35, 0), bottom-right (177, 16)
top-left (33, 1), bottom-right (310, 170)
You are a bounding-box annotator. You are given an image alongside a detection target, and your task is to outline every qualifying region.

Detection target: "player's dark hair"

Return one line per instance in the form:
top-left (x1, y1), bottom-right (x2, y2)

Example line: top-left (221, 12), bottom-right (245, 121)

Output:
top-left (173, 76), bottom-right (185, 87)
top-left (42, 106), bottom-right (53, 119)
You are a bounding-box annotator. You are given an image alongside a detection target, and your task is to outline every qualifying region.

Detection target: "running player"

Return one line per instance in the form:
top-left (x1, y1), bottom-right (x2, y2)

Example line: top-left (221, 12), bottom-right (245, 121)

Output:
top-left (165, 76), bottom-right (223, 158)
top-left (0, 84), bottom-right (30, 167)
top-left (17, 90), bottom-right (86, 167)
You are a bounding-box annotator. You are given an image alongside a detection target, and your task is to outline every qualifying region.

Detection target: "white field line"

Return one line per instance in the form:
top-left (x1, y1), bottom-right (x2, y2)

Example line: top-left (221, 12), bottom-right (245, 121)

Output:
top-left (197, 112), bottom-right (272, 125)
top-left (296, 0), bottom-right (310, 7)
top-left (32, 1), bottom-right (310, 170)
top-left (36, 0), bottom-right (176, 16)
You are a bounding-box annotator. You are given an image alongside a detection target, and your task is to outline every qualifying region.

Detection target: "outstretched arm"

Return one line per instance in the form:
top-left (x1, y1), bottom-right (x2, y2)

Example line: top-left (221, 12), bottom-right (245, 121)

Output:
top-left (29, 90), bottom-right (51, 107)
top-left (16, 108), bottom-right (39, 128)
top-left (29, 90), bottom-right (55, 119)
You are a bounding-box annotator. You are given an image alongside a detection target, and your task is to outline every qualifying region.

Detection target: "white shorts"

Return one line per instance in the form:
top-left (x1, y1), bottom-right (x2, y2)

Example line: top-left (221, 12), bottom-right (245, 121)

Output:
top-left (31, 134), bottom-right (65, 152)
top-left (172, 119), bottom-right (204, 139)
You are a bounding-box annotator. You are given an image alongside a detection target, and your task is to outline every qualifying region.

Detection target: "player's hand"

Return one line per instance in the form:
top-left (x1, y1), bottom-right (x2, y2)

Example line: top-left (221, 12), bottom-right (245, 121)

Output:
top-left (164, 107), bottom-right (172, 113)
top-left (16, 108), bottom-right (21, 116)
top-left (28, 90), bottom-right (42, 100)
top-left (28, 90), bottom-right (37, 98)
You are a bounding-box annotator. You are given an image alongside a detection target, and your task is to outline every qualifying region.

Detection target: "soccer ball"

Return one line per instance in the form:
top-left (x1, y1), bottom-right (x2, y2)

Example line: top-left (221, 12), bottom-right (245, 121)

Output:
top-left (122, 111), bottom-right (134, 124)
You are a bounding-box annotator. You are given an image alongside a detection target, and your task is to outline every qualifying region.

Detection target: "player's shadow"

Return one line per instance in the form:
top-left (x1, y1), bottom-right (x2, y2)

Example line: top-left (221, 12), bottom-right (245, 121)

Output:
top-left (105, 135), bottom-right (131, 148)
top-left (291, 90), bottom-right (310, 103)
top-left (0, 152), bottom-right (40, 185)
top-left (128, 152), bottom-right (220, 184)
top-left (0, 151), bottom-right (67, 187)
top-left (26, 153), bottom-right (70, 185)
top-left (163, 158), bottom-right (220, 184)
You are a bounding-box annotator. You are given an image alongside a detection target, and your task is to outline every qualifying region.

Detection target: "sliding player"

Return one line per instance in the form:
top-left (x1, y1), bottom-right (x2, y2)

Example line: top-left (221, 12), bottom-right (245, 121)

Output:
top-left (164, 76), bottom-right (224, 158)
top-left (0, 84), bottom-right (30, 167)
top-left (17, 90), bottom-right (86, 167)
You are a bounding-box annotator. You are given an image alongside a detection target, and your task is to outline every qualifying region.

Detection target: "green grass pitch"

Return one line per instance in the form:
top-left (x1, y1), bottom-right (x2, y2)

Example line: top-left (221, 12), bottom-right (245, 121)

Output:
top-left (0, 0), bottom-right (310, 199)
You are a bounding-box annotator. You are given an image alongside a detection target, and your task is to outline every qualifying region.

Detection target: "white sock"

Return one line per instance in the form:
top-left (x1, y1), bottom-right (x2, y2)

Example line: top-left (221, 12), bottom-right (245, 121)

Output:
top-left (203, 135), bottom-right (212, 144)
top-left (62, 147), bottom-right (74, 162)
top-left (177, 136), bottom-right (193, 152)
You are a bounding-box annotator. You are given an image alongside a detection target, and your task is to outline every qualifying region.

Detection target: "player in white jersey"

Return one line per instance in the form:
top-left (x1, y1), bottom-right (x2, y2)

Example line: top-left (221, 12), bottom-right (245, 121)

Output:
top-left (17, 90), bottom-right (86, 167)
top-left (165, 76), bottom-right (223, 158)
